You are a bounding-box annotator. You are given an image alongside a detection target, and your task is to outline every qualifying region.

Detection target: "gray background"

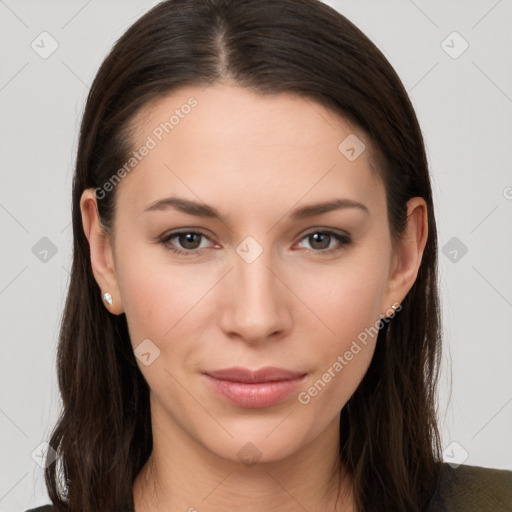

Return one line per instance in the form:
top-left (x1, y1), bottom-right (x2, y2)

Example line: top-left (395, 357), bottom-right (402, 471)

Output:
top-left (1, 0), bottom-right (511, 510)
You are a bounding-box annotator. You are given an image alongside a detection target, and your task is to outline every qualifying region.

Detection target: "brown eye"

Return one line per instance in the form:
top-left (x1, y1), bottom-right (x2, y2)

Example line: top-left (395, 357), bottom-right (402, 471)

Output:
top-left (297, 230), bottom-right (351, 255)
top-left (176, 232), bottom-right (202, 250)
top-left (308, 232), bottom-right (331, 250)
top-left (159, 230), bottom-right (213, 256)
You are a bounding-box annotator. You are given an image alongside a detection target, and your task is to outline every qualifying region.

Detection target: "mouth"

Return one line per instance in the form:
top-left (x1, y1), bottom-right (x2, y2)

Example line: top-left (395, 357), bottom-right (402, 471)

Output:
top-left (203, 366), bottom-right (307, 408)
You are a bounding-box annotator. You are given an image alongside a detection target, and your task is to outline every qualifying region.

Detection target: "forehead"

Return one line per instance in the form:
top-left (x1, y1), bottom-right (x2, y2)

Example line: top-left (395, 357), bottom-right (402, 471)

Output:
top-left (133, 83), bottom-right (366, 155)
top-left (116, 83), bottom-right (384, 220)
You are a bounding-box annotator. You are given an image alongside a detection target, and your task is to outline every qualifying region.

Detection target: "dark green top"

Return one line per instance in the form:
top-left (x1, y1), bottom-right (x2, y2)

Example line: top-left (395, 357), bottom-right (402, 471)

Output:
top-left (428, 463), bottom-right (512, 511)
top-left (25, 463), bottom-right (512, 511)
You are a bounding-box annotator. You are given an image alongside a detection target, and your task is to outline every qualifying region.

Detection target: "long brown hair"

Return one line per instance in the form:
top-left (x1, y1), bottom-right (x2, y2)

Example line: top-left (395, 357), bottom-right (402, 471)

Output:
top-left (45, 0), bottom-right (443, 510)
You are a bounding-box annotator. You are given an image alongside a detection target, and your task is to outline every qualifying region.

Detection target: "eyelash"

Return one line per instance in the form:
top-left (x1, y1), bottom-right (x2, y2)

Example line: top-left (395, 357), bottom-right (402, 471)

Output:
top-left (157, 229), bottom-right (351, 257)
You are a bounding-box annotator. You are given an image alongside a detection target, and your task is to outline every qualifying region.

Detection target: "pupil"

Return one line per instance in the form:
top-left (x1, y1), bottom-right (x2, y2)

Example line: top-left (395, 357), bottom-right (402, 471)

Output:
top-left (311, 233), bottom-right (329, 249)
top-left (177, 233), bottom-right (331, 251)
top-left (181, 233), bottom-right (199, 249)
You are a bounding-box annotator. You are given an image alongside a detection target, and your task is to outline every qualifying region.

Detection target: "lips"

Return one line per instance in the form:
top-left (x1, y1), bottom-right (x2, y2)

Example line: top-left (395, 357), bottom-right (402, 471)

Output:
top-left (205, 366), bottom-right (306, 383)
top-left (203, 366), bottom-right (307, 408)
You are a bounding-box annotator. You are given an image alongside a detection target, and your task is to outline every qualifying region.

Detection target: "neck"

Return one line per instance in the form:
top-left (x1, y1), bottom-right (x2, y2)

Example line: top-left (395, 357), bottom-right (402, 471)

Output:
top-left (133, 406), bottom-right (355, 512)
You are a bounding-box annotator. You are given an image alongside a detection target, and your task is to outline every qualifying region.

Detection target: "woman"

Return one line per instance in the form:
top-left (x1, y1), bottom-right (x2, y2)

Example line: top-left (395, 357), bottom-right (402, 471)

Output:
top-left (26, 0), bottom-right (512, 511)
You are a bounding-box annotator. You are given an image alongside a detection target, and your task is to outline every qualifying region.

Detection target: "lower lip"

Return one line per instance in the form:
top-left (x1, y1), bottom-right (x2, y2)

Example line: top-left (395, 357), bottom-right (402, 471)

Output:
top-left (204, 374), bottom-right (306, 408)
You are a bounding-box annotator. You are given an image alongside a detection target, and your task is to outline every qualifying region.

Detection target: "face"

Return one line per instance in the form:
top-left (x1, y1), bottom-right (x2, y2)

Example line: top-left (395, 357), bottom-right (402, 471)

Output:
top-left (82, 83), bottom-right (421, 466)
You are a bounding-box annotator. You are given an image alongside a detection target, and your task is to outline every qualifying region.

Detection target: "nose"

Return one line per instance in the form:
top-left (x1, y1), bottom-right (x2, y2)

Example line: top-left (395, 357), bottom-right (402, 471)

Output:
top-left (219, 246), bottom-right (292, 345)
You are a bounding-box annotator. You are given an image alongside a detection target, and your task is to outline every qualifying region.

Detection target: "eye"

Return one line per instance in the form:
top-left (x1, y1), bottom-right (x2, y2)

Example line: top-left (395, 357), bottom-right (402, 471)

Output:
top-left (158, 230), bottom-right (215, 257)
top-left (295, 230), bottom-right (351, 255)
top-left (157, 228), bottom-right (351, 257)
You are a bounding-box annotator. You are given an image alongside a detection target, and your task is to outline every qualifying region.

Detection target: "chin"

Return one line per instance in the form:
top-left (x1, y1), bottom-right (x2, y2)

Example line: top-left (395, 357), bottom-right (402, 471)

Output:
top-left (198, 420), bottom-right (315, 467)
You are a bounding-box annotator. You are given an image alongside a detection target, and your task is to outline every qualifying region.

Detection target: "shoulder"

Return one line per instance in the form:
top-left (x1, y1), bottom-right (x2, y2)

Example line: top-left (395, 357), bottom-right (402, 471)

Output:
top-left (24, 465), bottom-right (512, 512)
top-left (430, 462), bottom-right (512, 511)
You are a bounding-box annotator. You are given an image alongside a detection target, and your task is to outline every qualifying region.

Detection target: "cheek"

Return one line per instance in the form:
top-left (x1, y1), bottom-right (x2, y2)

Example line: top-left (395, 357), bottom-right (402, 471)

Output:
top-left (119, 269), bottom-right (167, 347)
top-left (117, 254), bottom-right (204, 403)
top-left (115, 229), bottom-right (212, 339)
top-left (305, 252), bottom-right (389, 347)
top-left (293, 251), bottom-right (389, 409)
top-left (296, 279), bottom-right (381, 417)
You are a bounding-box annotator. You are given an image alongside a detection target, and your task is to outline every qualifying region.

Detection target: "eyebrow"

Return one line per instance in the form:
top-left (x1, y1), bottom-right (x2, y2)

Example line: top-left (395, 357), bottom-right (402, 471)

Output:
top-left (142, 196), bottom-right (369, 221)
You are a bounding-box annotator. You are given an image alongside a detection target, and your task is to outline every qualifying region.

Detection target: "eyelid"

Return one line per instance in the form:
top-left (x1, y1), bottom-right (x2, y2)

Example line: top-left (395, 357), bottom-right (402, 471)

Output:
top-left (157, 228), bottom-right (216, 249)
top-left (299, 227), bottom-right (351, 240)
top-left (294, 228), bottom-right (352, 253)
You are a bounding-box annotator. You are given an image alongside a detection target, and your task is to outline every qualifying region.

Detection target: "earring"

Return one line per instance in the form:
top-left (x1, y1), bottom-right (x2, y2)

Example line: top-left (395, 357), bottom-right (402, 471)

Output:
top-left (103, 292), bottom-right (113, 307)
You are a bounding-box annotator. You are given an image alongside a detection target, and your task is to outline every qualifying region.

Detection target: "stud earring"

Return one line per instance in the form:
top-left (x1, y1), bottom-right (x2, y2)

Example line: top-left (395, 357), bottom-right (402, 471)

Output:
top-left (103, 292), bottom-right (113, 307)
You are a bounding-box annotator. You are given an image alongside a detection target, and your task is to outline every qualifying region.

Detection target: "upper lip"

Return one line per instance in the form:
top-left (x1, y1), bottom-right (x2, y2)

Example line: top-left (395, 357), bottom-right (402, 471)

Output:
top-left (204, 366), bottom-right (307, 383)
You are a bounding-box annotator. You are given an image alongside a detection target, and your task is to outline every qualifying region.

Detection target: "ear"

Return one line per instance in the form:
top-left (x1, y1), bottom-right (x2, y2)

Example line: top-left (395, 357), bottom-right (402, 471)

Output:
top-left (381, 197), bottom-right (428, 316)
top-left (80, 188), bottom-right (124, 315)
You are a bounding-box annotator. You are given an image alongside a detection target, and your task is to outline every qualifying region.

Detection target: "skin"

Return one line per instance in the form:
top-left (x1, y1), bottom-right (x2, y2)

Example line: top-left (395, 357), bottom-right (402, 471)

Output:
top-left (80, 82), bottom-right (428, 511)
